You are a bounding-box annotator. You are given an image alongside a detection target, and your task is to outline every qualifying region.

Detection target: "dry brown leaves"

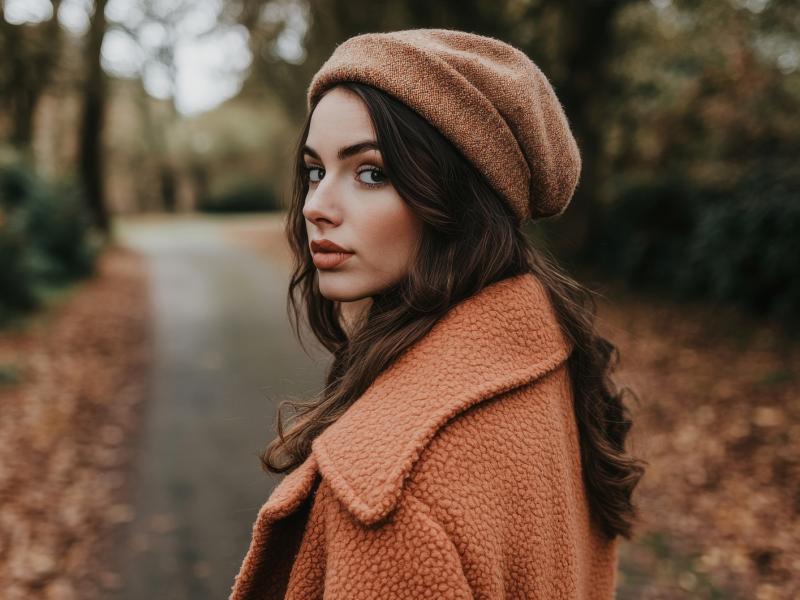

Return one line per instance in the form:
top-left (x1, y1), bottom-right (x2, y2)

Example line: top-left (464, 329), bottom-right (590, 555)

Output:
top-left (602, 293), bottom-right (800, 600)
top-left (0, 248), bottom-right (150, 600)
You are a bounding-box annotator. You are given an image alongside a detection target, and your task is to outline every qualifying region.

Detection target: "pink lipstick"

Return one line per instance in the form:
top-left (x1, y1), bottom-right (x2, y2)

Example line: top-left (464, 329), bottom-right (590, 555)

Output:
top-left (310, 239), bottom-right (354, 270)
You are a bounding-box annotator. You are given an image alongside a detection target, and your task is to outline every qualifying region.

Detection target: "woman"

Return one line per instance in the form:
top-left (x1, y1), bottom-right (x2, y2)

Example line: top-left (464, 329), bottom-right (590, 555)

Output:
top-left (231, 30), bottom-right (644, 600)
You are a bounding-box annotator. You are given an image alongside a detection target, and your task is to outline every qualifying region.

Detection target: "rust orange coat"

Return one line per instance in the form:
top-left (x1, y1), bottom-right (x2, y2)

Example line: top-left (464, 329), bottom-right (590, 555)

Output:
top-left (230, 275), bottom-right (617, 600)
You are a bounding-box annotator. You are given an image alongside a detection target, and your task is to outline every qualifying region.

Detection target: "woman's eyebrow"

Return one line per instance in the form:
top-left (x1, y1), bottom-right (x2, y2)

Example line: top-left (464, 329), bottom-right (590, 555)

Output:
top-left (302, 140), bottom-right (381, 161)
top-left (338, 140), bottom-right (380, 160)
top-left (302, 145), bottom-right (320, 160)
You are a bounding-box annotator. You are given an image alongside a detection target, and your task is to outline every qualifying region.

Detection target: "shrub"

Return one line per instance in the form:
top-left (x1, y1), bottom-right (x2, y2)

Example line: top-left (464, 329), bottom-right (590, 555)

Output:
top-left (0, 206), bottom-right (38, 312)
top-left (0, 163), bottom-right (98, 322)
top-left (198, 179), bottom-right (280, 213)
top-left (596, 179), bottom-right (703, 289)
top-left (595, 177), bottom-right (800, 320)
top-left (688, 192), bottom-right (800, 318)
top-left (26, 183), bottom-right (97, 283)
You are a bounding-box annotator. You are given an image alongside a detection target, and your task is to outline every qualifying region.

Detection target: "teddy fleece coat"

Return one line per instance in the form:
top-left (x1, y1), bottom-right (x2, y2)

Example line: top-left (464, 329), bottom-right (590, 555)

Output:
top-left (230, 274), bottom-right (617, 600)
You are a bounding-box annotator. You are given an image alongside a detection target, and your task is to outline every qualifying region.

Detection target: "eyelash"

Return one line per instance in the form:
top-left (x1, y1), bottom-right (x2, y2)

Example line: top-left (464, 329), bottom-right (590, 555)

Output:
top-left (303, 165), bottom-right (324, 185)
top-left (302, 164), bottom-right (388, 189)
top-left (355, 166), bottom-right (387, 189)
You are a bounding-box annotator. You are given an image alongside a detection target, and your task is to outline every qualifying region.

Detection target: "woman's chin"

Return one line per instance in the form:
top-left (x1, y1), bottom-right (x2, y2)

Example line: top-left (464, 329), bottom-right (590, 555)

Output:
top-left (317, 272), bottom-right (375, 303)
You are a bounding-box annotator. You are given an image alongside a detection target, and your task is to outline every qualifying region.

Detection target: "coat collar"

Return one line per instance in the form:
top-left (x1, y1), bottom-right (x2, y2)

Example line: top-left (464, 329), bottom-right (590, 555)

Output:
top-left (312, 273), bottom-right (571, 525)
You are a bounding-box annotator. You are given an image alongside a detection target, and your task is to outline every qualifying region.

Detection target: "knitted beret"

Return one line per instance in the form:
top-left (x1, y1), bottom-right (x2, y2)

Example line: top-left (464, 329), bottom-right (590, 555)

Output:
top-left (308, 29), bottom-right (581, 224)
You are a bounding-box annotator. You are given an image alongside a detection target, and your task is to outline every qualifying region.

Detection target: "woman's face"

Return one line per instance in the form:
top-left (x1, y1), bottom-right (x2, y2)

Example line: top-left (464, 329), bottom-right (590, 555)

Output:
top-left (302, 87), bottom-right (422, 303)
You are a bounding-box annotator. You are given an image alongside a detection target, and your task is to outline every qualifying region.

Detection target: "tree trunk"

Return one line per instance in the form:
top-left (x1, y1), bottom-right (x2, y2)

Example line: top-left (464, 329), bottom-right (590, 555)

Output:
top-left (79, 0), bottom-right (110, 233)
top-left (547, 0), bottom-right (622, 259)
top-left (160, 166), bottom-right (176, 212)
top-left (0, 1), bottom-right (64, 149)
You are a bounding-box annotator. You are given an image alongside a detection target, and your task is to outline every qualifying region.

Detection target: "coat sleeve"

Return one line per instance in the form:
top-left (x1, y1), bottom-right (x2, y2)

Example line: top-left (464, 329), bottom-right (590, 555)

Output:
top-left (322, 492), bottom-right (474, 600)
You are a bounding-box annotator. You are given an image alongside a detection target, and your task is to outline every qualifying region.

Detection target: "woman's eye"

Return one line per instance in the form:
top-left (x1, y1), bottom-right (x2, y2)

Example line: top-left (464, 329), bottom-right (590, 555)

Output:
top-left (308, 167), bottom-right (325, 182)
top-left (357, 168), bottom-right (387, 185)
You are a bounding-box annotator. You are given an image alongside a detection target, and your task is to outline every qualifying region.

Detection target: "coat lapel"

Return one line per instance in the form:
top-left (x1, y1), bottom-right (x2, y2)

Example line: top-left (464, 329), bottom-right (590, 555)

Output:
top-left (313, 273), bottom-right (570, 525)
top-left (230, 456), bottom-right (319, 600)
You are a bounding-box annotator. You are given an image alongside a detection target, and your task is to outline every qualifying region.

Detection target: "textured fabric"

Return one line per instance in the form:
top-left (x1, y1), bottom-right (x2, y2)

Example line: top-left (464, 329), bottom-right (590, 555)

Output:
top-left (230, 275), bottom-right (617, 600)
top-left (308, 29), bottom-right (582, 224)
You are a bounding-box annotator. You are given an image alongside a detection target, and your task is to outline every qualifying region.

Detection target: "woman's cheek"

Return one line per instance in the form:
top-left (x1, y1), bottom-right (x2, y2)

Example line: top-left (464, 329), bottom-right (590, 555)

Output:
top-left (370, 196), bottom-right (420, 278)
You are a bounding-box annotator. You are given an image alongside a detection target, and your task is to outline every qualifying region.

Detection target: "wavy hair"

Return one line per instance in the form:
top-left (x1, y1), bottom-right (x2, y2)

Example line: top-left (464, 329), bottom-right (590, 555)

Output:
top-left (261, 82), bottom-right (645, 539)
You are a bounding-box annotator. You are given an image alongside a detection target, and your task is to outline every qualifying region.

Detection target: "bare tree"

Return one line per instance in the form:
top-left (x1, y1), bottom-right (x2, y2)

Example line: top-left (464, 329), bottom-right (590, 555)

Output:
top-left (0, 0), bottom-right (64, 148)
top-left (79, 0), bottom-right (110, 233)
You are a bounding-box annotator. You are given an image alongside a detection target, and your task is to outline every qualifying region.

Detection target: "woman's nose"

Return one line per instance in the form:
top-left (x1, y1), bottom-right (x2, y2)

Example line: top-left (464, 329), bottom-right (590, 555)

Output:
top-left (303, 180), bottom-right (343, 228)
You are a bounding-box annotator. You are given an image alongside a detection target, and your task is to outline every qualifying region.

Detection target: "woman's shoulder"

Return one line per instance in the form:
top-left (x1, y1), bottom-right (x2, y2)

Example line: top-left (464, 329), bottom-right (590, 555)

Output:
top-left (406, 362), bottom-right (580, 497)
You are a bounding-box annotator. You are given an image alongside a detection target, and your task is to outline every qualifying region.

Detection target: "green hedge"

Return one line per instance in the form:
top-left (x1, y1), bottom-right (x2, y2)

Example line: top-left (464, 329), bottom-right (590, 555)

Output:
top-left (198, 180), bottom-right (280, 213)
top-left (596, 177), bottom-right (800, 319)
top-left (0, 163), bottom-right (98, 322)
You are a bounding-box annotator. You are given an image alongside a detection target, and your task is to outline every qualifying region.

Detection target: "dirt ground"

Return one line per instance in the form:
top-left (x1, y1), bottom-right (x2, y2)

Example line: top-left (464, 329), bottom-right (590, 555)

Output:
top-left (0, 248), bottom-right (150, 600)
top-left (605, 293), bottom-right (800, 600)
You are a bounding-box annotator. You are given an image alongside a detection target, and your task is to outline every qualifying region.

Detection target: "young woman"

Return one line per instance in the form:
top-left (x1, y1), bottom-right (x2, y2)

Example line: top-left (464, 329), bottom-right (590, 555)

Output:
top-left (231, 30), bottom-right (644, 600)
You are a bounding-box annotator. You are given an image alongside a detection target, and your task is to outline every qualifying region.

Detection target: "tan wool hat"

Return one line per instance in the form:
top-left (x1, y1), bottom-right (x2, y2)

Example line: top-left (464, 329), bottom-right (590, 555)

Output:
top-left (308, 29), bottom-right (581, 224)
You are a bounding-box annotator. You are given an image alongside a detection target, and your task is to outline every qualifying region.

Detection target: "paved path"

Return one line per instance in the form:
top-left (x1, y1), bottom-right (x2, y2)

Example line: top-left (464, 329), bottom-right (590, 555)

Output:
top-left (116, 216), bottom-right (324, 600)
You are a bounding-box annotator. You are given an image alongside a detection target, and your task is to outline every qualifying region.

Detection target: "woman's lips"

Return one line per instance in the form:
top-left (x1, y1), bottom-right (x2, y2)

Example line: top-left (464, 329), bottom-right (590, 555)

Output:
top-left (313, 252), bottom-right (353, 269)
top-left (310, 239), bottom-right (354, 270)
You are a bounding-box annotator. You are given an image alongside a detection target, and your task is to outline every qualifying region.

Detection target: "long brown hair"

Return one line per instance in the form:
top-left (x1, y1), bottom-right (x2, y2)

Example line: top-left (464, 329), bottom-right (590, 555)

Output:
top-left (262, 82), bottom-right (645, 539)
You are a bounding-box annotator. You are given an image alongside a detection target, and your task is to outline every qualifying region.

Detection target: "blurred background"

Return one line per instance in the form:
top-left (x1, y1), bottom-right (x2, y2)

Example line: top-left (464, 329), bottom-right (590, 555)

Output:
top-left (0, 0), bottom-right (798, 599)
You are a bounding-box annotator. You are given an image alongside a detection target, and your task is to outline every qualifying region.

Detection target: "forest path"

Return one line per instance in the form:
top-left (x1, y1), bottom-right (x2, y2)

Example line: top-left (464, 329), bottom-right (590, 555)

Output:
top-left (115, 215), bottom-right (323, 600)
